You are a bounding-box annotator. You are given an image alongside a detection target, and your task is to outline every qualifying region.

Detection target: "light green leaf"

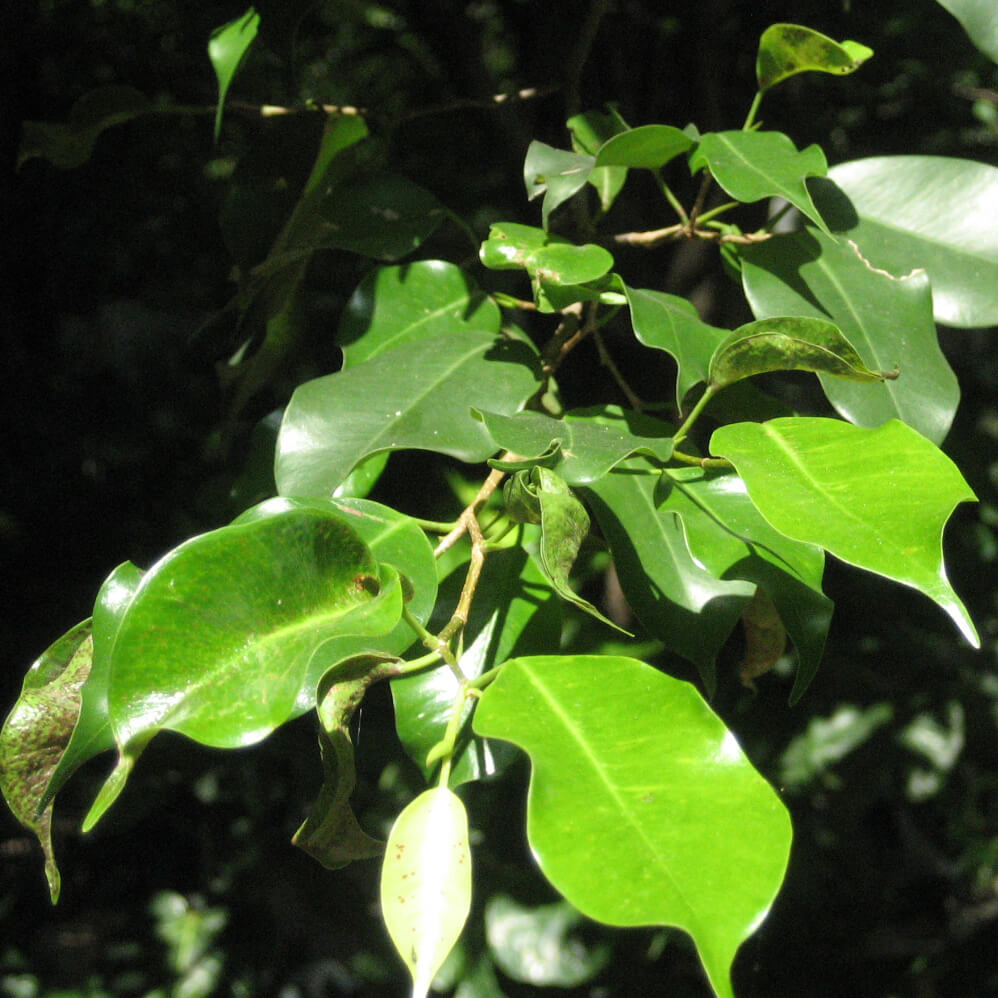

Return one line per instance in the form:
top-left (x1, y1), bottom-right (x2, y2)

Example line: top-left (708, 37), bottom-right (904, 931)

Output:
top-left (594, 123), bottom-right (695, 169)
top-left (935, 0), bottom-right (998, 63)
top-left (623, 283), bottom-right (729, 408)
top-left (393, 546), bottom-right (560, 785)
top-left (207, 7), bottom-right (260, 142)
top-left (472, 655), bottom-right (792, 998)
top-left (822, 157), bottom-right (998, 327)
top-left (756, 24), bottom-right (873, 92)
top-left (476, 404), bottom-right (673, 485)
top-left (484, 896), bottom-right (610, 987)
top-left (740, 228), bottom-right (960, 444)
top-left (0, 620), bottom-right (93, 902)
top-left (709, 418), bottom-right (979, 647)
top-left (567, 108), bottom-right (630, 213)
top-left (479, 222), bottom-right (555, 270)
top-left (339, 261), bottom-right (500, 367)
top-left (580, 465), bottom-right (754, 681)
top-left (708, 315), bottom-right (889, 389)
top-left (523, 141), bottom-right (594, 229)
top-left (275, 332), bottom-right (541, 496)
top-left (689, 131), bottom-right (829, 233)
top-left (381, 787), bottom-right (472, 998)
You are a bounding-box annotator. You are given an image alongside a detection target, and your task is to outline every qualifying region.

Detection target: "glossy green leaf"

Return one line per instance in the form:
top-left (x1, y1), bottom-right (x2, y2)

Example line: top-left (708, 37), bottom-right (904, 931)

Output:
top-left (506, 468), bottom-right (625, 632)
top-left (472, 655), bottom-right (792, 998)
top-left (523, 141), bottom-right (594, 229)
top-left (479, 222), bottom-right (555, 270)
top-left (756, 24), bottom-right (873, 92)
top-left (708, 316), bottom-right (889, 390)
top-left (710, 418), bottom-right (979, 646)
top-left (823, 157), bottom-right (998, 327)
top-left (594, 124), bottom-right (695, 169)
top-left (689, 131), bottom-right (829, 233)
top-left (293, 652), bottom-right (404, 868)
top-left (567, 108), bottom-right (630, 213)
top-left (580, 465), bottom-right (754, 677)
top-left (623, 283), bottom-right (729, 408)
top-left (656, 469), bottom-right (832, 701)
top-left (381, 787), bottom-right (472, 998)
top-left (935, 0), bottom-right (998, 62)
top-left (740, 228), bottom-right (960, 444)
top-left (0, 620), bottom-right (92, 902)
top-left (276, 332), bottom-right (541, 496)
top-left (207, 7), bottom-right (260, 141)
top-left (17, 85), bottom-right (152, 169)
top-left (484, 896), bottom-right (610, 987)
top-left (476, 404), bottom-right (673, 485)
top-left (339, 261), bottom-right (500, 367)
top-left (393, 546), bottom-right (560, 785)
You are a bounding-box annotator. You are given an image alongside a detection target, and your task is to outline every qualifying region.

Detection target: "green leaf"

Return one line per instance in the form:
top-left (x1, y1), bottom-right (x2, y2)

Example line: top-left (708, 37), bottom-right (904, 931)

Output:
top-left (623, 283), bottom-right (729, 408)
top-left (935, 0), bottom-right (998, 63)
top-left (17, 85), bottom-right (152, 169)
top-left (476, 405), bottom-right (674, 485)
top-left (339, 261), bottom-right (500, 367)
top-left (293, 652), bottom-right (404, 869)
top-left (689, 131), bottom-right (829, 233)
top-left (821, 157), bottom-right (998, 327)
top-left (381, 787), bottom-right (472, 998)
top-left (740, 228), bottom-right (960, 444)
top-left (594, 124), bottom-right (695, 169)
top-left (523, 141), bottom-right (594, 229)
top-left (504, 468), bottom-right (626, 632)
top-left (479, 222), bottom-right (555, 270)
top-left (275, 332), bottom-right (541, 496)
top-left (567, 108), bottom-right (630, 213)
top-left (207, 7), bottom-right (260, 142)
top-left (0, 620), bottom-right (92, 902)
top-left (709, 418), bottom-right (979, 647)
top-left (708, 316), bottom-right (889, 390)
top-left (393, 546), bottom-right (560, 785)
top-left (756, 24), bottom-right (873, 92)
top-left (472, 655), bottom-right (792, 998)
top-left (580, 465), bottom-right (754, 681)
top-left (656, 469), bottom-right (832, 702)
top-left (484, 896), bottom-right (610, 987)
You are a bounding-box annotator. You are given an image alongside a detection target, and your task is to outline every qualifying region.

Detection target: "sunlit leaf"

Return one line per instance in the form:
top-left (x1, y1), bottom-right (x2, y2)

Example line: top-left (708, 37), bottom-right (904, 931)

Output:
top-left (567, 107), bottom-right (630, 213)
top-left (473, 655), bottom-right (792, 998)
top-left (523, 141), bottom-right (594, 229)
top-left (756, 24), bottom-right (872, 92)
top-left (934, 0), bottom-right (998, 63)
top-left (207, 7), bottom-right (260, 141)
top-left (381, 787), bottom-right (472, 998)
top-left (594, 124), bottom-right (695, 169)
top-left (710, 418), bottom-right (979, 647)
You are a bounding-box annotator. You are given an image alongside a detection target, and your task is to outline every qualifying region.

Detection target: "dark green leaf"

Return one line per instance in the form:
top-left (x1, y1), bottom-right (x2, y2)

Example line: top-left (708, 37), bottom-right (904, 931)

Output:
top-left (567, 108), bottom-right (630, 213)
top-left (756, 24), bottom-right (873, 92)
top-left (472, 655), bottom-right (792, 998)
top-left (594, 124), bottom-right (695, 169)
top-left (207, 7), bottom-right (260, 141)
top-left (275, 332), bottom-right (541, 497)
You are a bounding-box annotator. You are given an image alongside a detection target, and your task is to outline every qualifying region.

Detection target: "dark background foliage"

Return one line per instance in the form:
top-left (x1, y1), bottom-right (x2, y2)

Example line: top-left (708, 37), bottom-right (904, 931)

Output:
top-left (2, 1), bottom-right (997, 996)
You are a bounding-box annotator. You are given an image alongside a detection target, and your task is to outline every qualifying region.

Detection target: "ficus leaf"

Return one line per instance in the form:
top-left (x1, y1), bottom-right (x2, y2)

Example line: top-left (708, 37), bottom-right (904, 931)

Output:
top-left (738, 587), bottom-right (788, 689)
top-left (381, 787), bottom-right (472, 998)
top-left (756, 24), bottom-right (873, 92)
top-left (523, 141), bottom-right (594, 229)
top-left (593, 124), bottom-right (695, 169)
top-left (207, 6), bottom-right (260, 142)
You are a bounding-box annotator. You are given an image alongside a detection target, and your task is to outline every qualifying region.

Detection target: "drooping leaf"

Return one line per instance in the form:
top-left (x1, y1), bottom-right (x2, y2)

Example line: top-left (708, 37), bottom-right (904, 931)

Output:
top-left (708, 315), bottom-right (890, 390)
top-left (484, 896), bottom-right (611, 987)
top-left (934, 0), bottom-right (998, 63)
top-left (737, 587), bottom-right (788, 689)
top-left (381, 787), bottom-right (472, 998)
top-left (476, 404), bottom-right (674, 485)
top-left (17, 85), bottom-right (152, 170)
top-left (339, 261), bottom-right (500, 367)
top-left (689, 131), bottom-right (829, 233)
top-left (756, 24), bottom-right (873, 92)
top-left (656, 469), bottom-right (832, 702)
top-left (293, 652), bottom-right (404, 868)
top-left (740, 227), bottom-right (960, 444)
top-left (580, 464), bottom-right (754, 682)
top-left (623, 283), bottom-right (729, 408)
top-left (594, 123), bottom-right (696, 169)
top-left (523, 141), bottom-right (594, 229)
top-left (821, 157), bottom-right (998, 327)
top-left (207, 7), bottom-right (260, 141)
top-left (0, 620), bottom-right (92, 902)
top-left (709, 418), bottom-right (979, 647)
top-left (472, 655), bottom-right (793, 998)
top-left (504, 468), bottom-right (626, 632)
top-left (275, 332), bottom-right (541, 497)
top-left (393, 546), bottom-right (560, 785)
top-left (567, 108), bottom-right (630, 213)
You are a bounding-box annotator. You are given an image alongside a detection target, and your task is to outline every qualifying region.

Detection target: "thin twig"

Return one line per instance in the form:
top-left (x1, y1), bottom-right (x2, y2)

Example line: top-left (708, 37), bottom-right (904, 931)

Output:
top-left (613, 224), bottom-right (683, 247)
top-left (539, 301), bottom-right (586, 378)
top-left (593, 329), bottom-right (646, 411)
top-left (434, 466), bottom-right (507, 557)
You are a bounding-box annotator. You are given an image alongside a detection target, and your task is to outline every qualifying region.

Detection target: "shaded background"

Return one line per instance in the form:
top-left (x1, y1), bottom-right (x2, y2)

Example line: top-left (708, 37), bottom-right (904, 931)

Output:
top-left (2, 1), bottom-right (997, 995)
